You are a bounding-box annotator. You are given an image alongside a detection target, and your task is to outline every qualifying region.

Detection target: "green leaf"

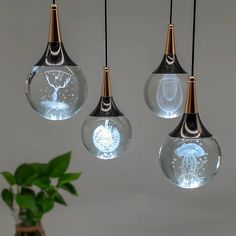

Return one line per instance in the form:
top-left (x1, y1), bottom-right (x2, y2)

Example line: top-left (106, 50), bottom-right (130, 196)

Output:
top-left (46, 189), bottom-right (67, 206)
top-left (36, 191), bottom-right (45, 201)
top-left (30, 163), bottom-right (48, 175)
top-left (16, 194), bottom-right (36, 211)
top-left (25, 210), bottom-right (42, 226)
top-left (47, 152), bottom-right (71, 178)
top-left (1, 189), bottom-right (13, 209)
top-left (39, 198), bottom-right (54, 213)
top-left (58, 172), bottom-right (81, 185)
top-left (20, 188), bottom-right (35, 197)
top-left (53, 192), bottom-right (67, 206)
top-left (15, 164), bottom-right (37, 185)
top-left (0, 172), bottom-right (16, 186)
top-left (36, 192), bottom-right (54, 213)
top-left (32, 177), bottom-right (51, 189)
top-left (59, 183), bottom-right (78, 196)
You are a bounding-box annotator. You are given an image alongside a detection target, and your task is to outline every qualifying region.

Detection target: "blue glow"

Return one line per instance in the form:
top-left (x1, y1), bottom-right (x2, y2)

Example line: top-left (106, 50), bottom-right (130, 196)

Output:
top-left (173, 143), bottom-right (208, 189)
top-left (175, 143), bottom-right (206, 157)
top-left (93, 120), bottom-right (121, 154)
top-left (156, 74), bottom-right (183, 115)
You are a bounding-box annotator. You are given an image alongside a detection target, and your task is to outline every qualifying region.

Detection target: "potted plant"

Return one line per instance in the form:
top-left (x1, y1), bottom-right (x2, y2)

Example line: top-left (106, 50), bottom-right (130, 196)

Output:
top-left (0, 152), bottom-right (81, 236)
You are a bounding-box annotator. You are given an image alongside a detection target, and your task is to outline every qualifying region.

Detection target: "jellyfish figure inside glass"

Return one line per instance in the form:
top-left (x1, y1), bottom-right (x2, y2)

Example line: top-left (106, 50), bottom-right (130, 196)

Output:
top-left (25, 3), bottom-right (87, 120)
top-left (145, 72), bottom-right (187, 118)
top-left (144, 24), bottom-right (188, 119)
top-left (159, 137), bottom-right (221, 189)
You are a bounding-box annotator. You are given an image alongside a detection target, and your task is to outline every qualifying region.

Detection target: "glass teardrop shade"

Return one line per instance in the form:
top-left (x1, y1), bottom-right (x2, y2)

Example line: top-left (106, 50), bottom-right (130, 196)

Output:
top-left (25, 4), bottom-right (87, 120)
top-left (81, 67), bottom-right (132, 160)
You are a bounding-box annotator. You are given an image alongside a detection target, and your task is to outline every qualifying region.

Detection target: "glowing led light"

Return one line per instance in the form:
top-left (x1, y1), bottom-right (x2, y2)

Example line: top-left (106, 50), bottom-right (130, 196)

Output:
top-left (93, 120), bottom-right (120, 154)
top-left (156, 74), bottom-right (183, 114)
top-left (173, 143), bottom-right (208, 189)
top-left (41, 101), bottom-right (69, 111)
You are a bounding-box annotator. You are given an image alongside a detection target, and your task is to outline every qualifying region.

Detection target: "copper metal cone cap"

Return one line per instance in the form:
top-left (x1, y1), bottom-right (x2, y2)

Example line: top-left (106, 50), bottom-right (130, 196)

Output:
top-left (169, 76), bottom-right (212, 138)
top-left (101, 67), bottom-right (112, 97)
top-left (165, 24), bottom-right (176, 55)
top-left (185, 76), bottom-right (198, 113)
top-left (35, 4), bottom-right (77, 66)
top-left (153, 24), bottom-right (186, 74)
top-left (89, 67), bottom-right (123, 117)
top-left (48, 4), bottom-right (62, 43)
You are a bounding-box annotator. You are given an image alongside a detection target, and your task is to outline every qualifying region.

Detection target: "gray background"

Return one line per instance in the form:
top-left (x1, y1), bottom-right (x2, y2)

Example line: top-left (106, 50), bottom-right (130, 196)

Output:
top-left (0, 0), bottom-right (235, 235)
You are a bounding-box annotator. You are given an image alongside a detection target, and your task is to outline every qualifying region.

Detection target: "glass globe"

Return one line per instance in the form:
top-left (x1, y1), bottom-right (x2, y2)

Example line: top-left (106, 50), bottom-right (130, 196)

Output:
top-left (26, 65), bottom-right (87, 120)
top-left (25, 3), bottom-right (87, 121)
top-left (159, 136), bottom-right (221, 189)
top-left (144, 73), bottom-right (188, 118)
top-left (82, 116), bottom-right (132, 160)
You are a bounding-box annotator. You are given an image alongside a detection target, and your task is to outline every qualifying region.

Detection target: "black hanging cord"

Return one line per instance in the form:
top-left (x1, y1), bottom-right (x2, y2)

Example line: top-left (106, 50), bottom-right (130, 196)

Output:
top-left (191, 0), bottom-right (197, 76)
top-left (53, 0), bottom-right (55, 4)
top-left (169, 0), bottom-right (173, 24)
top-left (105, 0), bottom-right (108, 67)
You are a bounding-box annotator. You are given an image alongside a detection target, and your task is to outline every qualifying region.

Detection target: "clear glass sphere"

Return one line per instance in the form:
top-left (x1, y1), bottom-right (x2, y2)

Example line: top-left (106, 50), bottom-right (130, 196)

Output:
top-left (82, 116), bottom-right (132, 160)
top-left (144, 73), bottom-right (188, 118)
top-left (159, 136), bottom-right (221, 189)
top-left (26, 65), bottom-right (87, 120)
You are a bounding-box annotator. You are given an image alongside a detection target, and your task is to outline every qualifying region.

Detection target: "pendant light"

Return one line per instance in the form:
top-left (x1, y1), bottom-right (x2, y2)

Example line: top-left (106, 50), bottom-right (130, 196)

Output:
top-left (144, 0), bottom-right (188, 119)
top-left (159, 0), bottom-right (221, 189)
top-left (81, 0), bottom-right (132, 160)
top-left (26, 0), bottom-right (87, 121)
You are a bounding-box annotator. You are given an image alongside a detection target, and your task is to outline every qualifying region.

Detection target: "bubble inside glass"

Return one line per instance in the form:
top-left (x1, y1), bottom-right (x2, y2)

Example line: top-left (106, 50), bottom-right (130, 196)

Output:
top-left (82, 116), bottom-right (132, 160)
top-left (26, 66), bottom-right (87, 120)
top-left (144, 73), bottom-right (187, 118)
top-left (159, 136), bottom-right (221, 189)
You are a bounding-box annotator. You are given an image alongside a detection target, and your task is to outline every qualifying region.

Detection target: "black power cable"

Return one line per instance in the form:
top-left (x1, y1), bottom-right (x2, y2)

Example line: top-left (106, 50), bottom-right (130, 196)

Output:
top-left (105, 0), bottom-right (108, 67)
top-left (169, 0), bottom-right (173, 24)
top-left (191, 0), bottom-right (197, 76)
